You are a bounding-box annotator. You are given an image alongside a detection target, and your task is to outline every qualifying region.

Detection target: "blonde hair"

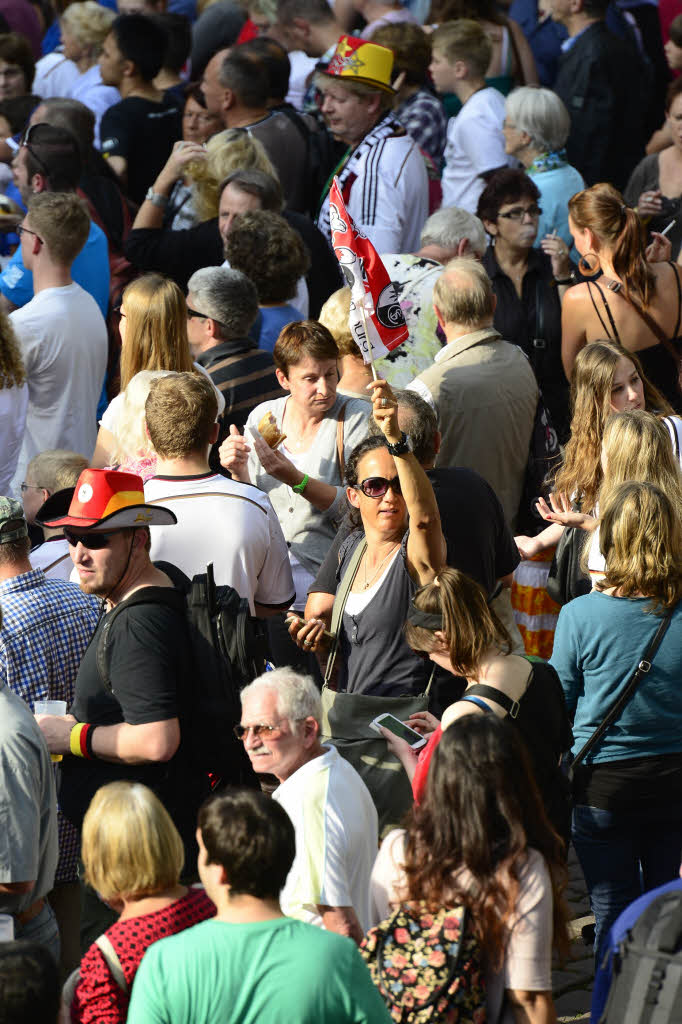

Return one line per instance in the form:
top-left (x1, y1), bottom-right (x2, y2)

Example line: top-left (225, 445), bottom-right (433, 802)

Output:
top-left (432, 20), bottom-right (493, 78)
top-left (318, 287), bottom-right (356, 358)
top-left (598, 482), bottom-right (682, 611)
top-left (27, 192), bottom-right (90, 266)
top-left (110, 370), bottom-right (178, 465)
top-left (81, 782), bottom-right (184, 902)
top-left (26, 449), bottom-right (88, 492)
top-left (433, 256), bottom-right (495, 328)
top-left (60, 1), bottom-right (116, 53)
top-left (601, 411), bottom-right (682, 519)
top-left (119, 274), bottom-right (194, 390)
top-left (554, 341), bottom-right (672, 514)
top-left (187, 128), bottom-right (278, 223)
top-left (0, 310), bottom-right (24, 390)
top-left (405, 567), bottom-right (511, 677)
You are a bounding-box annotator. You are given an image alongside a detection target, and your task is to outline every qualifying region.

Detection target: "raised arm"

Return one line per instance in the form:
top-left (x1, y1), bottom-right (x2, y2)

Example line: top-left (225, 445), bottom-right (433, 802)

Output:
top-left (369, 378), bottom-right (446, 584)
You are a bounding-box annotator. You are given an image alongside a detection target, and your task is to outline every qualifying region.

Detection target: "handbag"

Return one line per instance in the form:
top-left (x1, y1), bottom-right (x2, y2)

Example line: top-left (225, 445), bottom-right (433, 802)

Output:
top-left (321, 538), bottom-right (433, 833)
top-left (568, 606), bottom-right (675, 795)
top-left (546, 526), bottom-right (591, 606)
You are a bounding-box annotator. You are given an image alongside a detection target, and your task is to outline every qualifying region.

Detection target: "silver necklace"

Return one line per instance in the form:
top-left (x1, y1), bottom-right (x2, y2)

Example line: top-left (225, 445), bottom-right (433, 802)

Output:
top-left (362, 544), bottom-right (399, 590)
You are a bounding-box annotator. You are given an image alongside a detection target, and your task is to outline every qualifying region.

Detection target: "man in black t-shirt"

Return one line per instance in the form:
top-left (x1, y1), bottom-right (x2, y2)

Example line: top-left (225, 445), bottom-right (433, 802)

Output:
top-left (99, 14), bottom-right (182, 205)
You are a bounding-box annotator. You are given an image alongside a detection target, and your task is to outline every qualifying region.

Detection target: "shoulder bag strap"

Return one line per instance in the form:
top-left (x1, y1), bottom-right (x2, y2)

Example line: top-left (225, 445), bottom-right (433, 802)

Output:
top-left (336, 401), bottom-right (347, 483)
top-left (569, 606), bottom-right (675, 775)
top-left (94, 934), bottom-right (128, 994)
top-left (323, 536), bottom-right (366, 686)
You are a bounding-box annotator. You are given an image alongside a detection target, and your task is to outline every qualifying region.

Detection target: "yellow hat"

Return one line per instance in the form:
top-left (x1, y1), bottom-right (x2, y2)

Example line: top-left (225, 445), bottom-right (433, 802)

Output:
top-left (323, 35), bottom-right (395, 94)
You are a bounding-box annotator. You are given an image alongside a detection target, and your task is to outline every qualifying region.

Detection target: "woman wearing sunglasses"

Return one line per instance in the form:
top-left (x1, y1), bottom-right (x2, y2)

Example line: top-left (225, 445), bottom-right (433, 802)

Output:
top-left (291, 377), bottom-right (447, 699)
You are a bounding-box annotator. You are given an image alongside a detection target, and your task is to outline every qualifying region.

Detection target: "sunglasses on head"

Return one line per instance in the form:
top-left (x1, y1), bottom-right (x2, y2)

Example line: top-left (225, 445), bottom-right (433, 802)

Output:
top-left (20, 123), bottom-right (51, 178)
top-left (63, 528), bottom-right (118, 550)
top-left (356, 476), bottom-right (402, 498)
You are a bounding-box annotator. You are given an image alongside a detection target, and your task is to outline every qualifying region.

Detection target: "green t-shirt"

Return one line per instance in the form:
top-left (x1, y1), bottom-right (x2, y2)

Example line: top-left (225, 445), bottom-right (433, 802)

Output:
top-left (126, 916), bottom-right (391, 1024)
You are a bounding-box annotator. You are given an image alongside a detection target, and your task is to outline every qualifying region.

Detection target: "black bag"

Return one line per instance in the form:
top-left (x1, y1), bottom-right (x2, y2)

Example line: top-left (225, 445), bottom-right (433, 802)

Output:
top-left (516, 393), bottom-right (561, 537)
top-left (545, 526), bottom-right (591, 607)
top-left (96, 562), bottom-right (266, 787)
top-left (599, 889), bottom-right (682, 1023)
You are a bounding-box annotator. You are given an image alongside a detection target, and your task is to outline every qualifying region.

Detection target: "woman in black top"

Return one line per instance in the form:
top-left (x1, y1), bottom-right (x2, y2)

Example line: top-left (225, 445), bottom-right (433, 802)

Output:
top-left (478, 168), bottom-right (573, 440)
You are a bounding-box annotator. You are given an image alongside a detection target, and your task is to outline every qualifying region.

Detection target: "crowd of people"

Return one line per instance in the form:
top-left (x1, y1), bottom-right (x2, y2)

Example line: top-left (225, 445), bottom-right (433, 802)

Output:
top-left (1, 0), bottom-right (682, 1021)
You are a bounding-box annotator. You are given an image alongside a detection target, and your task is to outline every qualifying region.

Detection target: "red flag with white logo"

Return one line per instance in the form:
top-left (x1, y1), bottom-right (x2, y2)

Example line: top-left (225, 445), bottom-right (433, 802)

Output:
top-left (329, 177), bottom-right (409, 364)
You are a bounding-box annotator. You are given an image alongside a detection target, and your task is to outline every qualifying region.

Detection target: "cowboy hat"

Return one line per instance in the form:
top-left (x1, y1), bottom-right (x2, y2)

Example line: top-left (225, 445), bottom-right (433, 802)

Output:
top-left (36, 468), bottom-right (176, 530)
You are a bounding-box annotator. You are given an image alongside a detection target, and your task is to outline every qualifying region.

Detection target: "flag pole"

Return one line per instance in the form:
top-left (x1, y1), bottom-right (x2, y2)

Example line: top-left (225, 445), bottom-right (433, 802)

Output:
top-left (358, 303), bottom-right (379, 380)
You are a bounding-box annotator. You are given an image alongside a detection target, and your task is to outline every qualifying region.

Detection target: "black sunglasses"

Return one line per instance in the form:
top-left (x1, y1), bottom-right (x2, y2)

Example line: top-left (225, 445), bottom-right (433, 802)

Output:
top-left (187, 306), bottom-right (224, 326)
top-left (63, 528), bottom-right (119, 550)
top-left (20, 124), bottom-right (51, 178)
top-left (356, 476), bottom-right (402, 498)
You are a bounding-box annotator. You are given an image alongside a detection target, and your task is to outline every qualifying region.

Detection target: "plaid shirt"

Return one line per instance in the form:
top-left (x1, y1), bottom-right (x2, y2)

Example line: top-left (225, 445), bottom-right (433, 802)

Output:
top-left (395, 89), bottom-right (448, 168)
top-left (0, 569), bottom-right (100, 882)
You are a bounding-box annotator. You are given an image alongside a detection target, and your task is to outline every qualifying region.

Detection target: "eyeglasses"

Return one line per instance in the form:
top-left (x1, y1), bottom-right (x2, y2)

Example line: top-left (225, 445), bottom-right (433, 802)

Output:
top-left (356, 476), bottom-right (403, 498)
top-left (20, 124), bottom-right (51, 179)
top-left (233, 720), bottom-right (301, 741)
top-left (17, 225), bottom-right (43, 244)
top-left (498, 205), bottom-right (542, 221)
top-left (63, 528), bottom-right (119, 550)
top-left (20, 482), bottom-right (45, 493)
top-left (187, 306), bottom-right (223, 326)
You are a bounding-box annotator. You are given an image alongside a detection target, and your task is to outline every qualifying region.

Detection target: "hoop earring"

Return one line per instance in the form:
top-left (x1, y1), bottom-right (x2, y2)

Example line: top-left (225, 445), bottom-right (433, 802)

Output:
top-left (578, 251), bottom-right (601, 277)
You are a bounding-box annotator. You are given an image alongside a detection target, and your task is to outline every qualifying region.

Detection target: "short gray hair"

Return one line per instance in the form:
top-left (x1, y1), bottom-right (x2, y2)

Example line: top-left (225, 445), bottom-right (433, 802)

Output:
top-left (186, 267), bottom-right (259, 340)
top-left (505, 86), bottom-right (571, 154)
top-left (241, 667), bottom-right (322, 729)
top-left (433, 256), bottom-right (495, 329)
top-left (420, 207), bottom-right (487, 258)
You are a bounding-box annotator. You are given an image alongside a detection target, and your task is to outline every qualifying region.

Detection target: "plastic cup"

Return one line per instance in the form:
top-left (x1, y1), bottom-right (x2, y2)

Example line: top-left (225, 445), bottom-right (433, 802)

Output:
top-left (34, 700), bottom-right (67, 762)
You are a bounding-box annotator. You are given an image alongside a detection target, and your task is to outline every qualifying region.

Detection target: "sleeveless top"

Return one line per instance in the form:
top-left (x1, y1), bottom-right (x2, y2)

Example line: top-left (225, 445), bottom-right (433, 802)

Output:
top-left (585, 264), bottom-right (682, 412)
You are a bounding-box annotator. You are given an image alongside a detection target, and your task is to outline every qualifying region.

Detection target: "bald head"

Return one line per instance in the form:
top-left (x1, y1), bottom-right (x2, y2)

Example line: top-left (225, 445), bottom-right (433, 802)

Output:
top-left (433, 256), bottom-right (496, 331)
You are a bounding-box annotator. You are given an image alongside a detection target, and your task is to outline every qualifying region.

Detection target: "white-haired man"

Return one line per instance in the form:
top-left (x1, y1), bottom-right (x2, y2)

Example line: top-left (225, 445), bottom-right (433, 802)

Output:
top-left (238, 668), bottom-right (378, 943)
top-left (378, 207), bottom-right (487, 387)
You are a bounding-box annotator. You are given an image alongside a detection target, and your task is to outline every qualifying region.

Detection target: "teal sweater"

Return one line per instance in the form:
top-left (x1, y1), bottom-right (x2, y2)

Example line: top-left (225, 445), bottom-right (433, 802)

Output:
top-left (550, 592), bottom-right (682, 763)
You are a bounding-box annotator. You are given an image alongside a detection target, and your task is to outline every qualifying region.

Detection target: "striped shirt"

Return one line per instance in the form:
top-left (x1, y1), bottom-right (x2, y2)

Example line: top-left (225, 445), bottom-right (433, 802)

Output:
top-left (196, 339), bottom-right (282, 435)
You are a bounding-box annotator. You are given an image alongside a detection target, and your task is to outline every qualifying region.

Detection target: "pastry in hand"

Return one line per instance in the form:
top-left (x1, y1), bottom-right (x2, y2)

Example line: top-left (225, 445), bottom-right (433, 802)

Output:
top-left (258, 411), bottom-right (286, 449)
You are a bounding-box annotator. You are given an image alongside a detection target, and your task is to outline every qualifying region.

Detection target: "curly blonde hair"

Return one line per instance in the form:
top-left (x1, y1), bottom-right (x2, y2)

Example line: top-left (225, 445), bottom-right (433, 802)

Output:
top-left (60, 1), bottom-right (116, 54)
top-left (186, 128), bottom-right (278, 223)
top-left (0, 310), bottom-right (24, 390)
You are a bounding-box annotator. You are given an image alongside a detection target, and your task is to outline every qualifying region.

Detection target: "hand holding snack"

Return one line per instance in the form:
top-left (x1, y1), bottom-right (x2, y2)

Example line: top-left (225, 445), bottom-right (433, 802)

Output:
top-left (258, 411), bottom-right (286, 449)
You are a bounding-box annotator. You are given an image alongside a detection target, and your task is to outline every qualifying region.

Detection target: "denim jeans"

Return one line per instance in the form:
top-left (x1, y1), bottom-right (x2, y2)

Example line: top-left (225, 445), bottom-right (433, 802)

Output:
top-left (572, 801), bottom-right (682, 966)
top-left (14, 901), bottom-right (60, 964)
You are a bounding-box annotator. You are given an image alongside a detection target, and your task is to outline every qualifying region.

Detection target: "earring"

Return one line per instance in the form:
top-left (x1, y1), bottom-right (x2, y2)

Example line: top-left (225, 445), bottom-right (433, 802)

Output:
top-left (578, 251), bottom-right (601, 277)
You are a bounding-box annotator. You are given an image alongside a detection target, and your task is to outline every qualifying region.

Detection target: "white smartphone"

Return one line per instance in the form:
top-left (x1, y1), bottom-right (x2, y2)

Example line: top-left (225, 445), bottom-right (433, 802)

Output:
top-left (369, 712), bottom-right (426, 749)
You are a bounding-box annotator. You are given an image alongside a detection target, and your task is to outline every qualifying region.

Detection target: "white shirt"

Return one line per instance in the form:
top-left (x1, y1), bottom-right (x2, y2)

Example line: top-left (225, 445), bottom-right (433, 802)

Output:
top-left (10, 283), bottom-right (108, 495)
top-left (29, 538), bottom-right (74, 581)
top-left (273, 745), bottom-right (378, 932)
top-left (441, 87), bottom-right (511, 213)
top-left (144, 472), bottom-right (295, 614)
top-left (68, 65), bottom-right (121, 150)
top-left (33, 51), bottom-right (80, 100)
top-left (0, 383), bottom-right (28, 497)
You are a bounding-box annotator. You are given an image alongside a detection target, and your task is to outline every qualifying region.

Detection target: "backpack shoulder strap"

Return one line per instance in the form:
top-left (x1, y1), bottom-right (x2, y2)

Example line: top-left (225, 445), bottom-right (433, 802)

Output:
top-left (324, 536), bottom-right (366, 686)
top-left (95, 603), bottom-right (129, 694)
top-left (94, 934), bottom-right (128, 994)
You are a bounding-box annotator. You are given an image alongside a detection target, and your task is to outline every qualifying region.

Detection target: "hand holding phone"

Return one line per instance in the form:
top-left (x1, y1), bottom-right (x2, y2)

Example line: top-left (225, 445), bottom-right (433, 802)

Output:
top-left (369, 712), bottom-right (426, 749)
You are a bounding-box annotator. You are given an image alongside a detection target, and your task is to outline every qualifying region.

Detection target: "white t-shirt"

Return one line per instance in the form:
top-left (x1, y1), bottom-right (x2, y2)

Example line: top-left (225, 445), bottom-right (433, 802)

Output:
top-left (68, 65), bottom-right (121, 150)
top-left (273, 745), bottom-right (378, 932)
top-left (33, 51), bottom-right (80, 100)
top-left (0, 382), bottom-right (28, 496)
top-left (10, 283), bottom-right (107, 495)
top-left (441, 87), bottom-right (511, 214)
top-left (29, 537), bottom-right (74, 581)
top-left (370, 832), bottom-right (553, 1024)
top-left (144, 472), bottom-right (294, 614)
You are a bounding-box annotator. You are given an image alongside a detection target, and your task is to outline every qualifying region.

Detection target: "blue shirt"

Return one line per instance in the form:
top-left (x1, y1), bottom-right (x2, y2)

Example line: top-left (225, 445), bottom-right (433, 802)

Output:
top-left (530, 162), bottom-right (585, 253)
top-left (550, 593), bottom-right (682, 763)
top-left (591, 879), bottom-right (682, 1021)
top-left (257, 304), bottom-right (303, 354)
top-left (0, 219), bottom-right (110, 314)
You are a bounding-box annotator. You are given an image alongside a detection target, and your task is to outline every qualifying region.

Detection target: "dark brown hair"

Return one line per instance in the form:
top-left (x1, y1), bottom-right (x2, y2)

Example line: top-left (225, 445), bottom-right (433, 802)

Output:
top-left (223, 210), bottom-right (309, 305)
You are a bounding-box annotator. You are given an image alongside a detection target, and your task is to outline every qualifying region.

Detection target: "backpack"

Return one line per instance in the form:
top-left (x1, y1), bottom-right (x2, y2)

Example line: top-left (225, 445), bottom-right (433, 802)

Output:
top-left (599, 890), bottom-right (682, 1023)
top-left (360, 903), bottom-right (487, 1024)
top-left (96, 562), bottom-right (266, 787)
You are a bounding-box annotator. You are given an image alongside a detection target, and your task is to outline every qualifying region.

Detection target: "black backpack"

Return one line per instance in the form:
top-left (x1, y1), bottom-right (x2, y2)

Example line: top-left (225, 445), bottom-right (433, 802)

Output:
top-left (600, 890), bottom-right (682, 1023)
top-left (96, 562), bottom-right (266, 788)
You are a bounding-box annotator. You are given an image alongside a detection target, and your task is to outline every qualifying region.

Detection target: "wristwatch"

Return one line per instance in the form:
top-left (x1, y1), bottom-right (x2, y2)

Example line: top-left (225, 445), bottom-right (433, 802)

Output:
top-left (386, 432), bottom-right (410, 456)
top-left (145, 187), bottom-right (169, 208)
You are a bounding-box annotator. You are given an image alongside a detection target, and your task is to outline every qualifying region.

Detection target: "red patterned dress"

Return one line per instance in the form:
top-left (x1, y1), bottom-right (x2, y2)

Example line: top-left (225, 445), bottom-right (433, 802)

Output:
top-left (71, 887), bottom-right (215, 1024)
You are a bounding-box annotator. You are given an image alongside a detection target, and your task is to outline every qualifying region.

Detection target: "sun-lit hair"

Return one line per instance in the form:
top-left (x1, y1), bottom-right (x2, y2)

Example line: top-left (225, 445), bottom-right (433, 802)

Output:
top-left (402, 716), bottom-right (569, 967)
top-left (145, 371), bottom-right (218, 458)
top-left (318, 287), bottom-right (356, 358)
top-left (60, 1), bottom-right (116, 53)
top-left (553, 341), bottom-right (672, 514)
top-left (241, 667), bottom-right (322, 728)
top-left (26, 449), bottom-right (88, 492)
top-left (568, 183), bottom-right (654, 307)
top-left (405, 566), bottom-right (510, 676)
top-left (431, 20), bottom-right (492, 78)
top-left (119, 274), bottom-right (194, 390)
top-left (26, 192), bottom-right (90, 267)
top-left (600, 411), bottom-right (682, 521)
top-left (0, 309), bottom-right (24, 390)
top-left (272, 319), bottom-right (338, 375)
top-left (82, 782), bottom-right (185, 902)
top-left (433, 256), bottom-right (495, 328)
top-left (110, 370), bottom-right (178, 465)
top-left (597, 481), bottom-right (682, 611)
top-left (187, 127), bottom-right (278, 222)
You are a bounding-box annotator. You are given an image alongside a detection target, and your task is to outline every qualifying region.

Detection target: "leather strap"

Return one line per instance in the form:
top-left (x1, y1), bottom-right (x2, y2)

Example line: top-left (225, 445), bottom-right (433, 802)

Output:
top-left (324, 537), bottom-right (366, 686)
top-left (336, 402), bottom-right (347, 483)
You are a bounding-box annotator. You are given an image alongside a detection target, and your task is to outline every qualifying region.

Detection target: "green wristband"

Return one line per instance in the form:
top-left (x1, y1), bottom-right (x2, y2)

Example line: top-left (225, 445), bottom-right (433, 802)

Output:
top-left (292, 473), bottom-right (309, 495)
